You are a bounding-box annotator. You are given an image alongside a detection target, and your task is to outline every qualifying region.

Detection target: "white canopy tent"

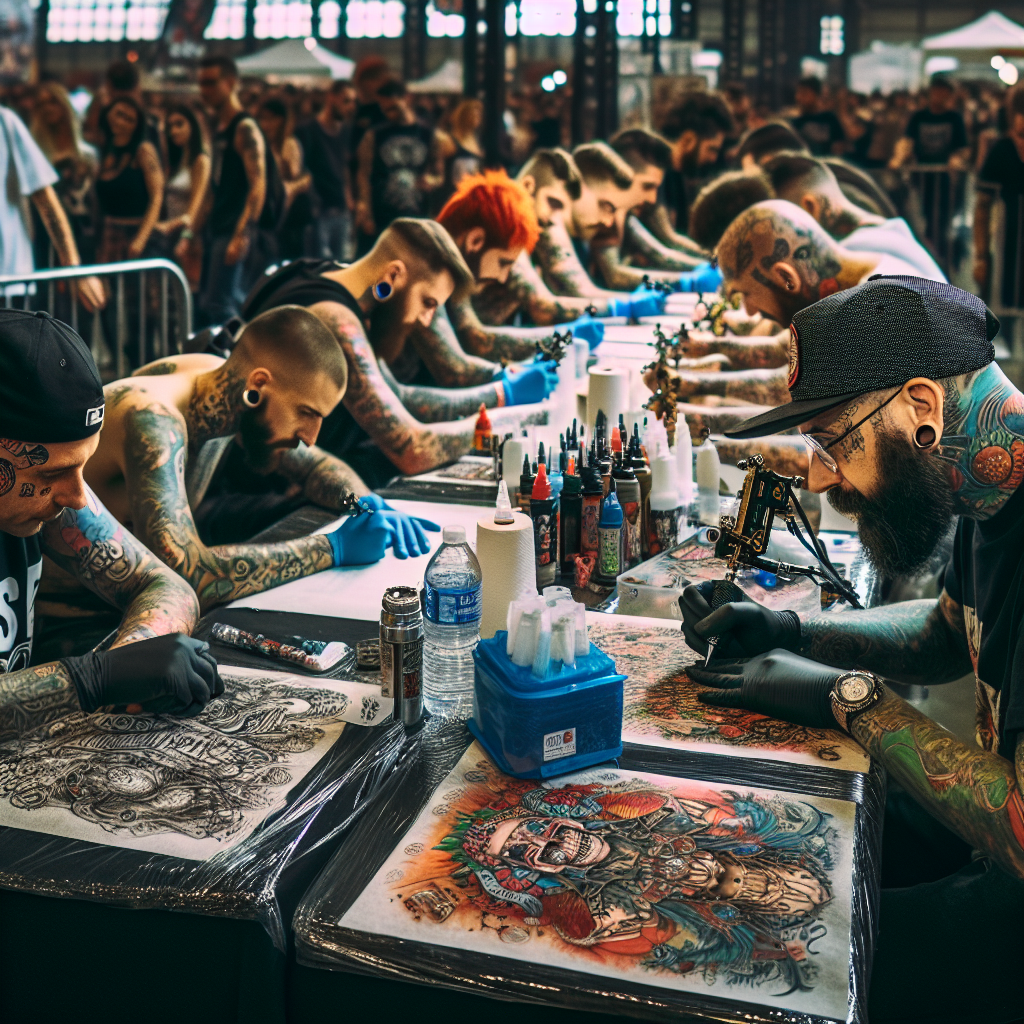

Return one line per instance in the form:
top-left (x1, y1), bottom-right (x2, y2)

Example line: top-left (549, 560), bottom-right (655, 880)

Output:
top-left (235, 38), bottom-right (356, 83)
top-left (407, 58), bottom-right (463, 93)
top-left (922, 11), bottom-right (1024, 52)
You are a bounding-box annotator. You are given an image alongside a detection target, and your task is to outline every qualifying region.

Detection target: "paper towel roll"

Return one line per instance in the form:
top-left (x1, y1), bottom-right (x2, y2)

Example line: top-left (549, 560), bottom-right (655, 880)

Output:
top-left (501, 439), bottom-right (526, 497)
top-left (587, 366), bottom-right (630, 431)
top-left (477, 512), bottom-right (536, 639)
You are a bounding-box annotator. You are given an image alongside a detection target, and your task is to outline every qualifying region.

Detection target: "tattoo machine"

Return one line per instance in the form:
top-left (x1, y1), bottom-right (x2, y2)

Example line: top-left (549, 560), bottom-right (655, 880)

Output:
top-left (639, 275), bottom-right (675, 296)
top-left (339, 494), bottom-right (374, 516)
top-left (700, 454), bottom-right (863, 664)
top-left (210, 623), bottom-right (357, 675)
top-left (536, 329), bottom-right (573, 365)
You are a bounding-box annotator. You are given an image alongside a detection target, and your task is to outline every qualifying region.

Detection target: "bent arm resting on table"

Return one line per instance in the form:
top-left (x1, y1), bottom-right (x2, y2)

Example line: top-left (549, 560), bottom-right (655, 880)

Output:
top-left (534, 224), bottom-right (622, 300)
top-left (622, 214), bottom-right (705, 271)
top-left (662, 366), bottom-right (790, 407)
top-left (275, 442), bottom-right (369, 503)
top-left (592, 244), bottom-right (687, 291)
top-left (639, 205), bottom-right (708, 257)
top-left (681, 331), bottom-right (790, 370)
top-left (409, 304), bottom-right (503, 386)
top-left (447, 294), bottom-right (559, 363)
top-left (379, 360), bottom-right (504, 421)
top-left (679, 403), bottom-right (774, 440)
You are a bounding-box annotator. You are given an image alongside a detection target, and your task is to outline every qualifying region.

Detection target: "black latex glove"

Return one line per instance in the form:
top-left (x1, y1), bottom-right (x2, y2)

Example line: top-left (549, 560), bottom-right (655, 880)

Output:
top-left (679, 580), bottom-right (801, 660)
top-left (688, 649), bottom-right (842, 729)
top-left (63, 634), bottom-right (223, 717)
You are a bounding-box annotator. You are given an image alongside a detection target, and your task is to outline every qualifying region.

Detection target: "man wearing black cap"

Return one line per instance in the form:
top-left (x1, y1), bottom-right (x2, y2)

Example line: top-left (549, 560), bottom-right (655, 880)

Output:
top-left (680, 277), bottom-right (1024, 1021)
top-left (0, 309), bottom-right (220, 717)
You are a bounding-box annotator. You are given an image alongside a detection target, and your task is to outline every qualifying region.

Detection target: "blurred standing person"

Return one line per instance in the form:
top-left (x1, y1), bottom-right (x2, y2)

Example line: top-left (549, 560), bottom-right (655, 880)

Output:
top-left (790, 76), bottom-right (846, 156)
top-left (354, 79), bottom-right (442, 251)
top-left (256, 95), bottom-right (311, 259)
top-left (436, 98), bottom-right (483, 207)
top-left (196, 55), bottom-right (267, 327)
top-left (974, 88), bottom-right (1024, 309)
top-left (298, 79), bottom-right (356, 261)
top-left (85, 60), bottom-right (164, 160)
top-left (153, 103), bottom-right (210, 293)
top-left (351, 57), bottom-right (392, 152)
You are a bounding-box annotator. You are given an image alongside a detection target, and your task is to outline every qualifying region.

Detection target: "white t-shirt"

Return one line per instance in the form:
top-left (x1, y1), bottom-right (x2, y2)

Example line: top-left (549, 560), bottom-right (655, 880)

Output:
top-left (844, 218), bottom-right (946, 283)
top-left (0, 106), bottom-right (58, 278)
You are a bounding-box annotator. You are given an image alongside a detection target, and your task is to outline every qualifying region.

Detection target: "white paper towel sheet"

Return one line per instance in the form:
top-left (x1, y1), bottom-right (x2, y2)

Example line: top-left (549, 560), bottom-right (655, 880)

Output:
top-left (477, 511), bottom-right (536, 639)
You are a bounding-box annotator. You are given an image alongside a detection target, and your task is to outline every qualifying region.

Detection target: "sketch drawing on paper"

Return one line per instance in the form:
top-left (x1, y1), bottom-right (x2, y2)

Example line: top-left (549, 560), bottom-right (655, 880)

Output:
top-left (341, 746), bottom-right (855, 1018)
top-left (587, 623), bottom-right (870, 772)
top-left (0, 667), bottom-right (351, 860)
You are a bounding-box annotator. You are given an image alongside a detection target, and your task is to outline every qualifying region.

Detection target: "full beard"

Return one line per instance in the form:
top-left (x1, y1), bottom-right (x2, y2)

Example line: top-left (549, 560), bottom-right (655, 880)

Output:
top-left (238, 406), bottom-right (279, 473)
top-left (826, 425), bottom-right (957, 578)
top-left (367, 296), bottom-right (415, 364)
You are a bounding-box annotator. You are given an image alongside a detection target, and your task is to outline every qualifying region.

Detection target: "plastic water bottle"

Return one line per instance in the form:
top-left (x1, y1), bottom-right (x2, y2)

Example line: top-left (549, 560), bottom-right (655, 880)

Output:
top-left (422, 525), bottom-right (483, 717)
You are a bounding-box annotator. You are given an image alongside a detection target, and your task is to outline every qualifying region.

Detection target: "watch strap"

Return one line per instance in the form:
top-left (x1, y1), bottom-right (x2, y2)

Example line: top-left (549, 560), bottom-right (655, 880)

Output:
top-left (830, 671), bottom-right (882, 733)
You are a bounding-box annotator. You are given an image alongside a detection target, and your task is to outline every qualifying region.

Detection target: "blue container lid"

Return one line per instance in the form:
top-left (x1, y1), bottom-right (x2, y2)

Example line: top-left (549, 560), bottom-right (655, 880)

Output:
top-left (474, 632), bottom-right (623, 695)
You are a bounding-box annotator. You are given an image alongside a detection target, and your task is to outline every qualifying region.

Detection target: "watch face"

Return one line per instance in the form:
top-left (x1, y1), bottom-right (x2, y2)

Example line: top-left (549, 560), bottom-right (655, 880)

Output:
top-left (840, 674), bottom-right (872, 703)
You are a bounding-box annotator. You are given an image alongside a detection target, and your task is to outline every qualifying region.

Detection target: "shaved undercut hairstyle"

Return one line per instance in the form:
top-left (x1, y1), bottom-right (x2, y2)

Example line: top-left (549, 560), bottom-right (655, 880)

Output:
top-left (688, 170), bottom-right (775, 250)
top-left (571, 142), bottom-right (634, 191)
top-left (375, 217), bottom-right (474, 305)
top-left (516, 148), bottom-right (582, 200)
top-left (736, 121), bottom-right (808, 164)
top-left (233, 305), bottom-right (348, 392)
top-left (762, 152), bottom-right (833, 197)
top-left (660, 92), bottom-right (733, 141)
top-left (610, 127), bottom-right (672, 172)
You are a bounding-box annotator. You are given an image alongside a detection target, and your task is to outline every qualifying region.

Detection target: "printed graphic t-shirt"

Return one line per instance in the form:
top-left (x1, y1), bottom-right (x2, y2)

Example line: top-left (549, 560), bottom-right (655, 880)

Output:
top-left (942, 480), bottom-right (1024, 758)
top-left (791, 112), bottom-right (845, 156)
top-left (0, 529), bottom-right (42, 673)
top-left (904, 109), bottom-right (968, 164)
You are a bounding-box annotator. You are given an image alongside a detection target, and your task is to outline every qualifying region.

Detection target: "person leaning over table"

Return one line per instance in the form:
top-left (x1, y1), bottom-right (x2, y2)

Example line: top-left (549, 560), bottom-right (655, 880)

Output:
top-left (0, 309), bottom-right (219, 717)
top-left (678, 277), bottom-right (1024, 1023)
top-left (83, 304), bottom-right (437, 613)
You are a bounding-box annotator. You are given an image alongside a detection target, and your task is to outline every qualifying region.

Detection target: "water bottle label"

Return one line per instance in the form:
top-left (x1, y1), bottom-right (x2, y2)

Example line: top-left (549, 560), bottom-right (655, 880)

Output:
top-left (424, 582), bottom-right (482, 624)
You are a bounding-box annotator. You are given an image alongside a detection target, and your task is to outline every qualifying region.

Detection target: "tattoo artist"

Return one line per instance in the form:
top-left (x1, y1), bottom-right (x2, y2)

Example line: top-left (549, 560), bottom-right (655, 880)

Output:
top-left (85, 305), bottom-right (437, 612)
top-left (679, 277), bottom-right (1024, 1023)
top-left (0, 309), bottom-right (218, 717)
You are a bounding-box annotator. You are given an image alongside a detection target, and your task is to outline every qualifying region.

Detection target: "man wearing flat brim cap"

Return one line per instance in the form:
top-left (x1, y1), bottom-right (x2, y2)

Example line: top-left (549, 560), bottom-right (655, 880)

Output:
top-left (678, 276), bottom-right (1024, 1021)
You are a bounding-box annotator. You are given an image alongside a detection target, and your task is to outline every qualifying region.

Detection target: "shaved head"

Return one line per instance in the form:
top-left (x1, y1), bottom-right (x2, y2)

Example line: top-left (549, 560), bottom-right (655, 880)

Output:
top-left (717, 199), bottom-right (844, 325)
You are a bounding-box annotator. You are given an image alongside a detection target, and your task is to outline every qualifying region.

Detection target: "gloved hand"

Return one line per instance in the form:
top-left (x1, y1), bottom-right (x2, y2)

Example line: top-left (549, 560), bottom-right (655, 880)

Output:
top-left (674, 261), bottom-right (723, 294)
top-left (359, 494), bottom-right (439, 557)
top-left (63, 633), bottom-right (223, 717)
top-left (608, 287), bottom-right (667, 320)
top-left (689, 649), bottom-right (842, 729)
top-left (679, 581), bottom-right (801, 660)
top-left (569, 315), bottom-right (605, 352)
top-left (501, 359), bottom-right (560, 405)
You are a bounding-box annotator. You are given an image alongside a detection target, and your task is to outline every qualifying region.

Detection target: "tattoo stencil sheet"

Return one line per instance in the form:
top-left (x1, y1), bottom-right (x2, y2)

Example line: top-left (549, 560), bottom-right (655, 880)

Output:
top-left (330, 742), bottom-right (857, 1021)
top-left (0, 666), bottom-right (390, 861)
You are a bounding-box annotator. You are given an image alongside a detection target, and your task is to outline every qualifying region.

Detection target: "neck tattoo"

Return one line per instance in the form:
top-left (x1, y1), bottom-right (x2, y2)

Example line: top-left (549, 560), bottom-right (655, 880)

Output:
top-left (187, 364), bottom-right (246, 453)
top-left (817, 197), bottom-right (864, 240)
top-left (938, 362), bottom-right (1024, 518)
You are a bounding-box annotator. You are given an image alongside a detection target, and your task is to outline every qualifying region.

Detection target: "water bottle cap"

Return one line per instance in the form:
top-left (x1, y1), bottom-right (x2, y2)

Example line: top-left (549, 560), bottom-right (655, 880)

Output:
top-left (442, 525), bottom-right (467, 544)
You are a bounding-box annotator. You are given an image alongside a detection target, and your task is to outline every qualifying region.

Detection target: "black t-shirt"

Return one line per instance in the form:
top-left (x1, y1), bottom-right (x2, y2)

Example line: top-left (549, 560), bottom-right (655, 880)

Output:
top-left (369, 120), bottom-right (433, 228)
top-left (978, 136), bottom-right (1024, 309)
top-left (791, 112), bottom-right (845, 156)
top-left (0, 531), bottom-right (41, 674)
top-left (297, 119), bottom-right (350, 212)
top-left (905, 109), bottom-right (968, 164)
top-left (942, 481), bottom-right (1024, 759)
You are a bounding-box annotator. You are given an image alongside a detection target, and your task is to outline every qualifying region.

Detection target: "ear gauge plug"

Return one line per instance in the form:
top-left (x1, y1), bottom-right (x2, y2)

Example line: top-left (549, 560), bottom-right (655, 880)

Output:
top-left (914, 425), bottom-right (938, 449)
top-left (373, 281), bottom-right (393, 301)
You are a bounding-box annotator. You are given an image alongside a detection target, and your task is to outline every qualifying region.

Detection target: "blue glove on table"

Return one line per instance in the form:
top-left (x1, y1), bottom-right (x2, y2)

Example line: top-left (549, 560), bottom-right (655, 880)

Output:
top-left (608, 287), bottom-right (667, 320)
top-left (501, 359), bottom-right (560, 405)
top-left (569, 315), bottom-right (605, 352)
top-left (674, 261), bottom-right (723, 294)
top-left (352, 494), bottom-right (440, 558)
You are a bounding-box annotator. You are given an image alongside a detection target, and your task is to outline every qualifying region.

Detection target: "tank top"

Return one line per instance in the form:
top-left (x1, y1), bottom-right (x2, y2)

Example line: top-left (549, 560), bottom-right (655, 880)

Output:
top-left (165, 163), bottom-right (192, 223)
top-left (95, 150), bottom-right (150, 218)
top-left (370, 120), bottom-right (433, 227)
top-left (210, 112), bottom-right (254, 236)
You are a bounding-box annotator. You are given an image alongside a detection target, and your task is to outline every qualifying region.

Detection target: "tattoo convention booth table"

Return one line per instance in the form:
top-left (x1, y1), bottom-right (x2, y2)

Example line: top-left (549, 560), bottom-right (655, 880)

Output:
top-left (1, 299), bottom-right (892, 1024)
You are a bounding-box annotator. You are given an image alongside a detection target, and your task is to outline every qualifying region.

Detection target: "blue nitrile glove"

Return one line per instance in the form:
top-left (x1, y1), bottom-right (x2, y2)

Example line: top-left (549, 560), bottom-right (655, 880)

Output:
top-left (674, 261), bottom-right (723, 294)
top-left (501, 359), bottom-right (560, 405)
top-left (608, 287), bottom-right (667, 320)
top-left (359, 494), bottom-right (439, 557)
top-left (569, 315), bottom-right (605, 352)
top-left (325, 512), bottom-right (396, 566)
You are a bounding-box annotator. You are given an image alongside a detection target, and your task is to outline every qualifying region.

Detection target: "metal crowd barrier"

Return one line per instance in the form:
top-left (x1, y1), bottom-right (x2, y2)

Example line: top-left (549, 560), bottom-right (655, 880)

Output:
top-left (899, 165), bottom-right (965, 274)
top-left (0, 258), bottom-right (193, 378)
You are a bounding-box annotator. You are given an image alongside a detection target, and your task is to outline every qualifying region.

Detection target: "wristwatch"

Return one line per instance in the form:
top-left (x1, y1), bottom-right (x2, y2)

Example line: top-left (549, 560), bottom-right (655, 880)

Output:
top-left (830, 671), bottom-right (883, 732)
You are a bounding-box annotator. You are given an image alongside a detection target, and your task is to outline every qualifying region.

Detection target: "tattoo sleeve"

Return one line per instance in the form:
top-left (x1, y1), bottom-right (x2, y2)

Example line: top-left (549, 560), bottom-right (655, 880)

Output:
top-left (378, 360), bottom-right (503, 421)
top-left (800, 592), bottom-right (973, 686)
top-left (679, 403), bottom-right (777, 440)
top-left (408, 304), bottom-right (502, 387)
top-left (120, 402), bottom-right (334, 611)
top-left (446, 295), bottom-right (554, 363)
top-left (712, 436), bottom-right (810, 478)
top-left (276, 442), bottom-right (369, 502)
top-left (638, 204), bottom-right (707, 257)
top-left (40, 486), bottom-right (199, 646)
top-left (30, 186), bottom-right (80, 267)
top-left (534, 223), bottom-right (621, 299)
top-left (592, 243), bottom-right (684, 291)
top-left (235, 118), bottom-right (267, 235)
top-left (851, 690), bottom-right (1024, 880)
top-left (0, 661), bottom-right (76, 711)
top-left (622, 215), bottom-right (704, 271)
top-left (680, 331), bottom-right (790, 370)
top-left (673, 366), bottom-right (790, 406)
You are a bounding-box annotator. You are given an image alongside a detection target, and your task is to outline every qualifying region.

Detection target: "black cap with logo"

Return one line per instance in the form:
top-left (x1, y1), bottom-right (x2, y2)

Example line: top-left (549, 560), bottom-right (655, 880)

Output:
top-left (725, 277), bottom-right (999, 439)
top-left (0, 309), bottom-right (105, 443)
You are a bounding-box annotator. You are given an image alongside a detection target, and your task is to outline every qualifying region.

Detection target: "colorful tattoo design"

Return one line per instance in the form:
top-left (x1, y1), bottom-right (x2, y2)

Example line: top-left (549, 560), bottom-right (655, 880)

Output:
top-left (534, 223), bottom-right (617, 299)
top-left (340, 744), bottom-right (856, 1019)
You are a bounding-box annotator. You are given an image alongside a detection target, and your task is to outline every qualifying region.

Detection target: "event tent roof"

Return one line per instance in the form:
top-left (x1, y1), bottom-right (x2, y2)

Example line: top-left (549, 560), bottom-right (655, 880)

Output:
top-left (922, 10), bottom-right (1024, 51)
top-left (408, 58), bottom-right (463, 93)
top-left (235, 38), bottom-right (355, 80)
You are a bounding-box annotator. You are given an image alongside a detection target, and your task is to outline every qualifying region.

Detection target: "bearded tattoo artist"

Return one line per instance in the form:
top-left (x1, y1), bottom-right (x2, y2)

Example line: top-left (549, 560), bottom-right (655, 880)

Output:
top-left (679, 278), bottom-right (1024, 1023)
top-left (85, 305), bottom-right (436, 612)
top-left (0, 309), bottom-right (218, 718)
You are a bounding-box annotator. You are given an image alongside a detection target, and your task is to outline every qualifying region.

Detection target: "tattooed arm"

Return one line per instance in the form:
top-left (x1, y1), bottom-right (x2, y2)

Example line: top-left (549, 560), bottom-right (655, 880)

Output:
top-left (679, 403), bottom-right (776, 441)
top-left (378, 360), bottom-right (503, 421)
top-left (851, 692), bottom-right (1024, 880)
top-left (355, 130), bottom-right (375, 234)
top-left (680, 331), bottom-right (790, 370)
top-left (275, 442), bottom-right (369, 503)
top-left (446, 293), bottom-right (558, 362)
top-left (119, 398), bottom-right (336, 610)
top-left (592, 242), bottom-right (687, 290)
top-left (712, 436), bottom-right (810, 478)
top-left (668, 366), bottom-right (791, 406)
top-left (622, 215), bottom-right (705, 271)
top-left (129, 141), bottom-right (165, 259)
top-left (407, 304), bottom-right (503, 387)
top-left (227, 118), bottom-right (266, 266)
top-left (29, 185), bottom-right (105, 312)
top-left (534, 222), bottom-right (622, 299)
top-left (309, 299), bottom-right (547, 475)
top-left (40, 487), bottom-right (199, 646)
top-left (638, 205), bottom-right (707, 257)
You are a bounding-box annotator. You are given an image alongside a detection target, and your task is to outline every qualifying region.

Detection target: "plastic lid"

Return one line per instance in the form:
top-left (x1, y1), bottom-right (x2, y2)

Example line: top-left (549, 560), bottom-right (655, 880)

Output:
top-left (599, 491), bottom-right (623, 527)
top-left (442, 525), bottom-right (467, 544)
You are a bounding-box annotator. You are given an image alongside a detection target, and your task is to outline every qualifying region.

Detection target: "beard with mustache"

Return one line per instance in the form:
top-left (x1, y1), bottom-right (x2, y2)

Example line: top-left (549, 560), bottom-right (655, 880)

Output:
top-left (367, 292), bottom-right (416, 363)
top-left (825, 424), bottom-right (957, 578)
top-left (239, 405), bottom-right (281, 473)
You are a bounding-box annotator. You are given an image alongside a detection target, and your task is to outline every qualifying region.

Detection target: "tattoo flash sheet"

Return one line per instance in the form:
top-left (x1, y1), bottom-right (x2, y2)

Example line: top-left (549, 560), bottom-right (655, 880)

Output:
top-left (0, 667), bottom-right (389, 861)
top-left (588, 622), bottom-right (870, 772)
top-left (339, 743), bottom-right (856, 1021)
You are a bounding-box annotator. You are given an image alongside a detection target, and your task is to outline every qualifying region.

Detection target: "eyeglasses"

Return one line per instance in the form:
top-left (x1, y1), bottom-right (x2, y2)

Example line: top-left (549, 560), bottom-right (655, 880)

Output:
top-left (802, 388), bottom-right (900, 475)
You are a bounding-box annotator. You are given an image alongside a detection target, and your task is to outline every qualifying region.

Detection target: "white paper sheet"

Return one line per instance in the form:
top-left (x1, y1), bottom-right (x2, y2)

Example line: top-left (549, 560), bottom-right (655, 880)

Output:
top-left (0, 667), bottom-right (384, 861)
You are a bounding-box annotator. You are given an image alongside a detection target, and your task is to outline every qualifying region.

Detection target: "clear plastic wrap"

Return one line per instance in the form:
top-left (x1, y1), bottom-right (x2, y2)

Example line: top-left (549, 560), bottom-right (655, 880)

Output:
top-left (0, 609), bottom-right (405, 950)
top-left (294, 709), bottom-right (883, 1024)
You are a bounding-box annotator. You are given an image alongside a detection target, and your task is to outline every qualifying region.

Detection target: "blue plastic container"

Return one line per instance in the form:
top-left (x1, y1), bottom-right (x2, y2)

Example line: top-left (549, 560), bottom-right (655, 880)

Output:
top-left (467, 632), bottom-right (625, 778)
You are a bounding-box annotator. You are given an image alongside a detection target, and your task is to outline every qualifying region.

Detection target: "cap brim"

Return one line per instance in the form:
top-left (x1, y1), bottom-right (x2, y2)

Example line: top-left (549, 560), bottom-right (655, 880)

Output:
top-left (723, 390), bottom-right (865, 439)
